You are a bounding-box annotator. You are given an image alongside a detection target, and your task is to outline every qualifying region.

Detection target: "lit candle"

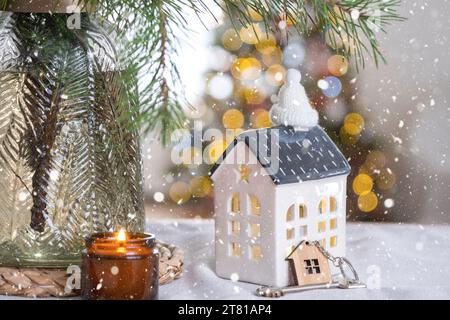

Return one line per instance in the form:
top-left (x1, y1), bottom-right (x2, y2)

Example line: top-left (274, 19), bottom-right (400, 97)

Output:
top-left (81, 229), bottom-right (159, 300)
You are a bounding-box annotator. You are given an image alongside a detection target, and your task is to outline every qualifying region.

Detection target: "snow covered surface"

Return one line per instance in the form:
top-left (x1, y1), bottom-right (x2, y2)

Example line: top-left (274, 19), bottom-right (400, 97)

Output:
top-left (148, 219), bottom-right (449, 300)
top-left (1, 219), bottom-right (449, 300)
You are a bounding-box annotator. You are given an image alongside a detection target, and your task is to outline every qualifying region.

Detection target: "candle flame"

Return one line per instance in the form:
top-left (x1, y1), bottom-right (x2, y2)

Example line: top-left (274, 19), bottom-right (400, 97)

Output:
top-left (117, 228), bottom-right (127, 242)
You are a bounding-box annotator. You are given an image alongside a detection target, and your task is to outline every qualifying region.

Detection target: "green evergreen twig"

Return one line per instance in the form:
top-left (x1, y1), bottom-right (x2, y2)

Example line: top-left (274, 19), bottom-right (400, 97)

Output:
top-left (1, 0), bottom-right (404, 145)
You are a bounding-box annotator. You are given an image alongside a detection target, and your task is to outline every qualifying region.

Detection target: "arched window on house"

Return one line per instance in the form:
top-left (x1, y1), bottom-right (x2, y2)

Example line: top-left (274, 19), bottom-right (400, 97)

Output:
top-left (286, 205), bottom-right (294, 221)
top-left (330, 196), bottom-right (337, 212)
top-left (299, 204), bottom-right (307, 218)
top-left (249, 194), bottom-right (261, 216)
top-left (318, 198), bottom-right (326, 214)
top-left (231, 192), bottom-right (240, 214)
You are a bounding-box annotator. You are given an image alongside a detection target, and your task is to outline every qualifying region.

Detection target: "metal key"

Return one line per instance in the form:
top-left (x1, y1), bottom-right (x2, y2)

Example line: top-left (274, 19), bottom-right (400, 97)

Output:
top-left (256, 281), bottom-right (340, 298)
top-left (256, 280), bottom-right (366, 298)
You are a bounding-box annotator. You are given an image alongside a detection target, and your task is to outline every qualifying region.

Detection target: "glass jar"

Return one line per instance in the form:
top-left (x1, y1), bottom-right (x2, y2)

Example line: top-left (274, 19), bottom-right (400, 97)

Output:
top-left (0, 3), bottom-right (144, 267)
top-left (81, 231), bottom-right (159, 300)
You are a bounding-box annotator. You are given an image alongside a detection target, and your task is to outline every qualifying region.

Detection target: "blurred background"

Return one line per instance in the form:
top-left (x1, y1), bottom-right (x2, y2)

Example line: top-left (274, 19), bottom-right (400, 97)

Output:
top-left (143, 0), bottom-right (450, 225)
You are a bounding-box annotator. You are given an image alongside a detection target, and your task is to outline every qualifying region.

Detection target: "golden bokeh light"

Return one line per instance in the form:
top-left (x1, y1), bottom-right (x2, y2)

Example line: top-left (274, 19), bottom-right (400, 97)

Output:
top-left (243, 87), bottom-right (266, 105)
top-left (222, 109), bottom-right (245, 129)
top-left (366, 150), bottom-right (386, 170)
top-left (352, 173), bottom-right (374, 195)
top-left (262, 47), bottom-right (283, 66)
top-left (357, 191), bottom-right (378, 212)
top-left (376, 168), bottom-right (396, 190)
top-left (327, 55), bottom-right (349, 77)
top-left (230, 57), bottom-right (262, 81)
top-left (250, 109), bottom-right (271, 128)
top-left (339, 126), bottom-right (360, 145)
top-left (358, 162), bottom-right (377, 176)
top-left (344, 112), bottom-right (365, 136)
top-left (239, 24), bottom-right (263, 45)
top-left (190, 176), bottom-right (213, 198)
top-left (255, 33), bottom-right (276, 55)
top-left (222, 29), bottom-right (242, 51)
top-left (265, 64), bottom-right (286, 86)
top-left (248, 7), bottom-right (263, 21)
top-left (169, 181), bottom-right (192, 205)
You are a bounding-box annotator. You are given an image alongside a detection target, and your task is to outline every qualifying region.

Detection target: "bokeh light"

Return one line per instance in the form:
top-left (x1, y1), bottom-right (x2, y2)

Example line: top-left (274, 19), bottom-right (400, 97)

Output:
top-left (230, 57), bottom-right (262, 81)
top-left (262, 47), bottom-right (283, 66)
top-left (358, 162), bottom-right (377, 176)
top-left (265, 64), bottom-right (286, 86)
top-left (255, 33), bottom-right (276, 55)
top-left (190, 176), bottom-right (213, 198)
top-left (208, 46), bottom-right (233, 72)
top-left (239, 24), bottom-right (263, 45)
top-left (366, 150), bottom-right (386, 170)
top-left (317, 79), bottom-right (329, 90)
top-left (248, 7), bottom-right (263, 21)
top-left (243, 87), bottom-right (266, 105)
top-left (339, 126), bottom-right (360, 145)
top-left (327, 55), bottom-right (349, 76)
top-left (283, 42), bottom-right (305, 68)
top-left (357, 191), bottom-right (378, 212)
top-left (344, 112), bottom-right (365, 135)
top-left (376, 168), bottom-right (396, 190)
top-left (250, 109), bottom-right (271, 128)
top-left (384, 198), bottom-right (395, 209)
top-left (352, 173), bottom-right (374, 195)
top-left (222, 108), bottom-right (245, 129)
top-left (207, 73), bottom-right (233, 100)
top-left (320, 76), bottom-right (342, 98)
top-left (222, 29), bottom-right (242, 51)
top-left (169, 181), bottom-right (192, 204)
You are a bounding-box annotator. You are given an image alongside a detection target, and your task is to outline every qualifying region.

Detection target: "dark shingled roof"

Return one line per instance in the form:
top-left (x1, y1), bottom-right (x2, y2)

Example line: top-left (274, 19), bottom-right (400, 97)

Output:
top-left (209, 125), bottom-right (351, 185)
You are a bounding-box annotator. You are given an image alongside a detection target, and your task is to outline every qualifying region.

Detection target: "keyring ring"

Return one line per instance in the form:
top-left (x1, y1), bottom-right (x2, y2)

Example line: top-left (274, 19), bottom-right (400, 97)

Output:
top-left (338, 257), bottom-right (360, 283)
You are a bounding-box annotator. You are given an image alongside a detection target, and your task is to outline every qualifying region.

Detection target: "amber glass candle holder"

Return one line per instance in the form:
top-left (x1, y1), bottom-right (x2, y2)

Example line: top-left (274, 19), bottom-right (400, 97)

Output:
top-left (81, 231), bottom-right (159, 300)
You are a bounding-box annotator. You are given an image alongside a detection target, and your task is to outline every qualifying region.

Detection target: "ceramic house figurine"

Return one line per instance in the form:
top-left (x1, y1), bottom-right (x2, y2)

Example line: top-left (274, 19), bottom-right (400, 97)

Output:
top-left (210, 69), bottom-right (351, 287)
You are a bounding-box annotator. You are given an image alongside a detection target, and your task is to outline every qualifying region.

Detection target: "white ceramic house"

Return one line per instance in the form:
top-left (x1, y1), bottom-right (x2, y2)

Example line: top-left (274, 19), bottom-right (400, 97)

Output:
top-left (210, 69), bottom-right (351, 287)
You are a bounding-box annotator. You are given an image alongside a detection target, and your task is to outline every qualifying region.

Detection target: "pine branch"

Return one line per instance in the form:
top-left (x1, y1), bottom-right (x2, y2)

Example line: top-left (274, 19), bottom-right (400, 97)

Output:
top-left (82, 0), bottom-right (188, 145)
top-left (105, 0), bottom-right (401, 144)
top-left (217, 0), bottom-right (404, 69)
top-left (2, 0), bottom-right (403, 145)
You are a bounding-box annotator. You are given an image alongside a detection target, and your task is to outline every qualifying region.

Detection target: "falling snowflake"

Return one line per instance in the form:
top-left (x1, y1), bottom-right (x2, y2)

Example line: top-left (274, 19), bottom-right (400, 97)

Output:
top-left (153, 192), bottom-right (165, 202)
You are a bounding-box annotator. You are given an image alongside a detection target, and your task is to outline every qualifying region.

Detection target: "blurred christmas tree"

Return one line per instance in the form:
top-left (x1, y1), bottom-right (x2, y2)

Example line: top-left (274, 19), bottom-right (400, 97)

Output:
top-left (166, 6), bottom-right (400, 221)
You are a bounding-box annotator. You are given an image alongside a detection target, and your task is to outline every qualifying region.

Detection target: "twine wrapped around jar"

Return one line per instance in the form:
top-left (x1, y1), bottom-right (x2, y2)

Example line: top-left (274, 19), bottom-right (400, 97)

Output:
top-left (6, 0), bottom-right (93, 13)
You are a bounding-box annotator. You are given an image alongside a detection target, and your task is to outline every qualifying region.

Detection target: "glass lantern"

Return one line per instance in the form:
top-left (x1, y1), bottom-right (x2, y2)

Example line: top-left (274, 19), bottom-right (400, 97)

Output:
top-left (0, 1), bottom-right (145, 267)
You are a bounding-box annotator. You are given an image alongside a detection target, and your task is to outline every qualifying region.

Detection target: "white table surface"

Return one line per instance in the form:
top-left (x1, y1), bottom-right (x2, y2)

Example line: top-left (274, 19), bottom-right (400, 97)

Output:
top-left (1, 219), bottom-right (449, 300)
top-left (150, 219), bottom-right (450, 300)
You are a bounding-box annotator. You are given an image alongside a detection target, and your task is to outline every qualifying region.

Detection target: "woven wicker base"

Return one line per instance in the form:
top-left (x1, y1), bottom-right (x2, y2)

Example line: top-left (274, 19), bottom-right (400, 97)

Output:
top-left (0, 241), bottom-right (183, 298)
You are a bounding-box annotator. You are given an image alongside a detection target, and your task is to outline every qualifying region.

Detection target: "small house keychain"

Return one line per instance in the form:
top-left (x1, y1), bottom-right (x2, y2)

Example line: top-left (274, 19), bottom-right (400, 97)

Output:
top-left (256, 241), bottom-right (366, 298)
